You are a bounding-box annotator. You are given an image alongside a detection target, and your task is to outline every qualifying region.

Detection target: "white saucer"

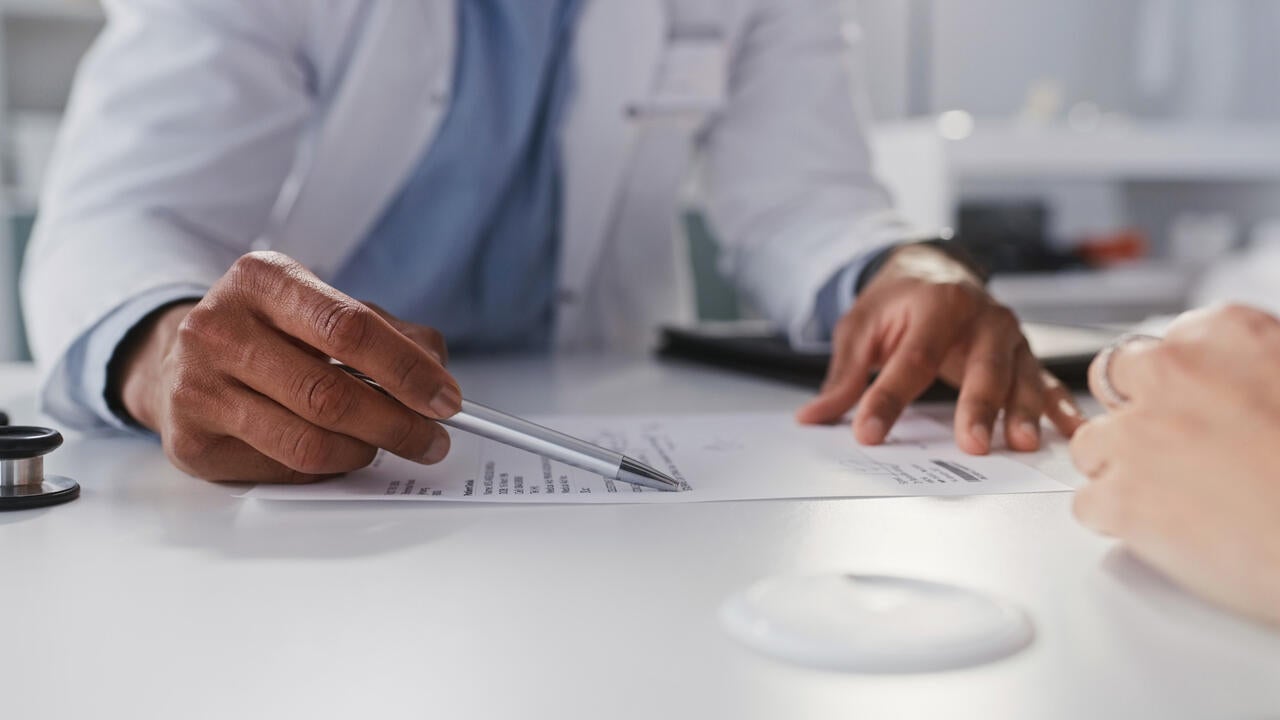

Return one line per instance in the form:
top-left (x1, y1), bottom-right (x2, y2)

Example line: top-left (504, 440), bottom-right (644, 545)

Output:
top-left (720, 573), bottom-right (1034, 673)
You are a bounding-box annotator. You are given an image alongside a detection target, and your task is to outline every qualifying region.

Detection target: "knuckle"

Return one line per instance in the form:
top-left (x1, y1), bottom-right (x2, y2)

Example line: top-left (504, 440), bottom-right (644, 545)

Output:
top-left (971, 350), bottom-right (1008, 376)
top-left (294, 366), bottom-right (356, 426)
top-left (1217, 302), bottom-right (1264, 325)
top-left (360, 300), bottom-right (389, 319)
top-left (1162, 408), bottom-right (1206, 441)
top-left (1068, 420), bottom-right (1094, 454)
top-left (962, 397), bottom-right (1000, 420)
top-left (164, 427), bottom-right (216, 475)
top-left (1069, 418), bottom-right (1108, 469)
top-left (313, 299), bottom-right (374, 355)
top-left (421, 326), bottom-right (445, 347)
top-left (423, 327), bottom-right (449, 361)
top-left (899, 347), bottom-right (941, 375)
top-left (388, 348), bottom-right (427, 391)
top-left (223, 398), bottom-right (257, 439)
top-left (987, 305), bottom-right (1020, 333)
top-left (278, 423), bottom-right (334, 474)
top-left (1015, 338), bottom-right (1034, 358)
top-left (1013, 381), bottom-right (1047, 414)
top-left (168, 372), bottom-right (213, 415)
top-left (226, 252), bottom-right (292, 299)
top-left (834, 311), bottom-right (861, 337)
top-left (385, 415), bottom-right (422, 455)
top-left (866, 387), bottom-right (906, 416)
top-left (233, 341), bottom-right (268, 376)
top-left (1148, 343), bottom-right (1195, 384)
top-left (1221, 303), bottom-right (1279, 340)
top-left (1012, 398), bottom-right (1043, 418)
top-left (831, 317), bottom-right (860, 350)
top-left (175, 305), bottom-right (222, 347)
top-left (230, 250), bottom-right (291, 281)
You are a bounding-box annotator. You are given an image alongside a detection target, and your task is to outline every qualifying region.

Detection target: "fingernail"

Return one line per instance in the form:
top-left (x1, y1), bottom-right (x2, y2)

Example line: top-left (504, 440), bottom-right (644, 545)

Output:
top-left (970, 423), bottom-right (990, 449)
top-left (429, 385), bottom-right (462, 417)
top-left (862, 416), bottom-right (887, 443)
top-left (1058, 399), bottom-right (1080, 418)
top-left (421, 434), bottom-right (449, 464)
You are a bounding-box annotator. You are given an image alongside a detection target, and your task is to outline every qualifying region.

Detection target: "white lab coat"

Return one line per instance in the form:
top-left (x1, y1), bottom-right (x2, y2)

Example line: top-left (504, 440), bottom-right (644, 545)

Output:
top-left (22, 0), bottom-right (920, 402)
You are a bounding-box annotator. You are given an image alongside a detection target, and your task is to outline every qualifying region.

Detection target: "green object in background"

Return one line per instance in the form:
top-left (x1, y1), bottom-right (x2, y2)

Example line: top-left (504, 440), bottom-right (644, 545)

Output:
top-left (683, 210), bottom-right (741, 322)
top-left (10, 213), bottom-right (34, 361)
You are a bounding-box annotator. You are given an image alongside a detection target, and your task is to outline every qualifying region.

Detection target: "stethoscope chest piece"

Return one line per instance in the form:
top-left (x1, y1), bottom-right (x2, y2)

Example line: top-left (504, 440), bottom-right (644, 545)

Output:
top-left (0, 426), bottom-right (79, 511)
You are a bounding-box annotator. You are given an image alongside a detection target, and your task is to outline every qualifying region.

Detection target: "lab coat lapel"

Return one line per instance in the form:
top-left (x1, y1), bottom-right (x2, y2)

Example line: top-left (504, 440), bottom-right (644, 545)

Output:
top-left (556, 0), bottom-right (666, 344)
top-left (266, 0), bottom-right (457, 280)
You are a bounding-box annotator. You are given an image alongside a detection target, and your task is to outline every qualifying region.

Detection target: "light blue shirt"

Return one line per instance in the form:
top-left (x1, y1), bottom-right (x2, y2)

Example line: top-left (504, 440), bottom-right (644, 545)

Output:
top-left (58, 0), bottom-right (882, 430)
top-left (332, 0), bottom-right (581, 353)
top-left (65, 0), bottom-right (583, 429)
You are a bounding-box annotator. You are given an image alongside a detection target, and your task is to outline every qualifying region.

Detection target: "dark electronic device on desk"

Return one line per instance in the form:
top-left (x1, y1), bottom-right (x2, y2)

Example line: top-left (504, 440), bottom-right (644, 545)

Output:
top-left (657, 321), bottom-right (1118, 399)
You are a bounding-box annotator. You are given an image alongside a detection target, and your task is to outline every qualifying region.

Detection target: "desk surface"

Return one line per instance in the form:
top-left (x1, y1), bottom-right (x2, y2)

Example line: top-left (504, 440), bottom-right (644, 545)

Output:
top-left (2, 357), bottom-right (1277, 720)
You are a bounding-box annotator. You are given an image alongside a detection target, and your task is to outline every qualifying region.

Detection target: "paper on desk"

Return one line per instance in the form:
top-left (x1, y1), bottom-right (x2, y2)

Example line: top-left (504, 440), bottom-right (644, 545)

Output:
top-left (242, 410), bottom-right (1069, 503)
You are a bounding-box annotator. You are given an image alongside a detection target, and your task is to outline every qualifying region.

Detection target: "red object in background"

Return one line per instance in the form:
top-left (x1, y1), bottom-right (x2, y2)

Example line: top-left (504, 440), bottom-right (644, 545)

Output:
top-left (1078, 229), bottom-right (1148, 267)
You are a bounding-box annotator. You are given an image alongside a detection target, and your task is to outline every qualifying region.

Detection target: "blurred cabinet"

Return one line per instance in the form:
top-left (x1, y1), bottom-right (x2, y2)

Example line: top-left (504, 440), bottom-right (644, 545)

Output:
top-left (0, 0), bottom-right (102, 360)
top-left (877, 118), bottom-right (1280, 323)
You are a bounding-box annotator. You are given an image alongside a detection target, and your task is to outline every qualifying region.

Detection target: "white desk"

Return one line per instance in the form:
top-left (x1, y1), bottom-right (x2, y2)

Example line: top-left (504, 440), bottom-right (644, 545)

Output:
top-left (2, 357), bottom-right (1277, 719)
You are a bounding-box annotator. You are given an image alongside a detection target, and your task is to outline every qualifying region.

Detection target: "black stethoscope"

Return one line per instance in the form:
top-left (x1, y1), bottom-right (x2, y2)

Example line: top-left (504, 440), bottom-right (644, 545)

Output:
top-left (0, 410), bottom-right (79, 510)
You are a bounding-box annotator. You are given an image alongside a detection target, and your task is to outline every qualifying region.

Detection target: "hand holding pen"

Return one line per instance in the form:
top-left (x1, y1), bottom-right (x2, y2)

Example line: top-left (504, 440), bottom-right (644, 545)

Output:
top-left (108, 252), bottom-right (462, 484)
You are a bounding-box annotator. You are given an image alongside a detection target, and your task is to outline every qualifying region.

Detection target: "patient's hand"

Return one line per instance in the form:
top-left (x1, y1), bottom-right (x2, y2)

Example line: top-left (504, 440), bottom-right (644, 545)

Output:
top-left (112, 251), bottom-right (460, 483)
top-left (1070, 304), bottom-right (1280, 626)
top-left (797, 244), bottom-right (1083, 454)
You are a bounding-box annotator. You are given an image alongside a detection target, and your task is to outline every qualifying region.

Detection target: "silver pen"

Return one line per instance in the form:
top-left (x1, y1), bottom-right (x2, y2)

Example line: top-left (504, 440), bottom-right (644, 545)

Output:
top-left (339, 365), bottom-right (681, 492)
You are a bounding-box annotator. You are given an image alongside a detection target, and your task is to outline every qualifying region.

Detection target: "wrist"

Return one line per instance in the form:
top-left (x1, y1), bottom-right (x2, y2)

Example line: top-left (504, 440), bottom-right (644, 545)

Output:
top-left (113, 301), bottom-right (197, 431)
top-left (863, 243), bottom-right (986, 292)
top-left (857, 241), bottom-right (987, 295)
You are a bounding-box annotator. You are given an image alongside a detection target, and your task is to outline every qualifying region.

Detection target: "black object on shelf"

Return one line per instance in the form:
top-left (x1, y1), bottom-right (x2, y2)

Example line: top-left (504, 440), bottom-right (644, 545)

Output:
top-left (954, 201), bottom-right (1085, 275)
top-left (0, 410), bottom-right (8, 427)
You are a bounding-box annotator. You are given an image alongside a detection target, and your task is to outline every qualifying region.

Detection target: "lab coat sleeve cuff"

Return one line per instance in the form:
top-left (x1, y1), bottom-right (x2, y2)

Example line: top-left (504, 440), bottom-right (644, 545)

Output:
top-left (811, 249), bottom-right (883, 340)
top-left (60, 285), bottom-right (207, 433)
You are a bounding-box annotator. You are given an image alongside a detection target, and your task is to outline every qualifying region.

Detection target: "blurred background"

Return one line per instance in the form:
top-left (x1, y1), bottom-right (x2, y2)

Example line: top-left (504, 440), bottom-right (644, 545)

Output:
top-left (3, 0), bottom-right (1280, 360)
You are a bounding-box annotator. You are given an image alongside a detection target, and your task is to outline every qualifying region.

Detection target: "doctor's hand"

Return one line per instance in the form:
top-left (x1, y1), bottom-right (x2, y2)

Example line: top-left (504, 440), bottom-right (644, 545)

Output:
top-left (112, 251), bottom-right (461, 483)
top-left (1070, 305), bottom-right (1280, 627)
top-left (797, 244), bottom-right (1083, 454)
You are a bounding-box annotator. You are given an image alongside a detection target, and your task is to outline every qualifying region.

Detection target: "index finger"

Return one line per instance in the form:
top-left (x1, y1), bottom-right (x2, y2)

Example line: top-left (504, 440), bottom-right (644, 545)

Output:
top-left (229, 252), bottom-right (461, 419)
top-left (853, 321), bottom-right (963, 444)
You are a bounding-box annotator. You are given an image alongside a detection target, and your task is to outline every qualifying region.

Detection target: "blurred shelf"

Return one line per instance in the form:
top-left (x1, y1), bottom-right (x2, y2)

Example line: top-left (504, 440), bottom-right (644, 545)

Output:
top-left (990, 264), bottom-right (1193, 325)
top-left (991, 264), bottom-right (1191, 305)
top-left (884, 119), bottom-right (1280, 181)
top-left (0, 0), bottom-right (102, 21)
top-left (950, 122), bottom-right (1280, 181)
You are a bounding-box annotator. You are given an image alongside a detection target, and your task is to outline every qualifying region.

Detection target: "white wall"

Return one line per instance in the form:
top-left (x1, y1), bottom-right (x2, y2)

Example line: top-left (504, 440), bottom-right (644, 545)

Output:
top-left (850, 0), bottom-right (1280, 123)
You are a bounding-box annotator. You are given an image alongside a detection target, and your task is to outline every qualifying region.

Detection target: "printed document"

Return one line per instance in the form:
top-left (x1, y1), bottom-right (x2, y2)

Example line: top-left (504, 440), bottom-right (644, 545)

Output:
top-left (243, 411), bottom-right (1068, 503)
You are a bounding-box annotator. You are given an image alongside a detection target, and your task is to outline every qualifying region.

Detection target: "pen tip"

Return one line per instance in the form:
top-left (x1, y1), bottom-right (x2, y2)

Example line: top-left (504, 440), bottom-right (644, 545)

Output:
top-left (619, 456), bottom-right (682, 492)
